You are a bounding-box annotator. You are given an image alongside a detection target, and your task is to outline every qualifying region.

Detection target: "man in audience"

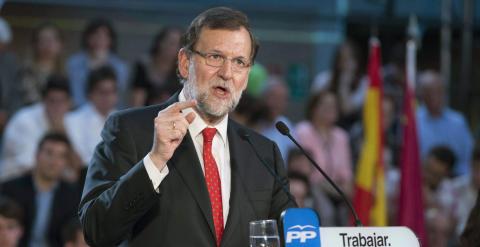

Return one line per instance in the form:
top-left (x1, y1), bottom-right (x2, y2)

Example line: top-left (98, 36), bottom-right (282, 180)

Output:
top-left (259, 76), bottom-right (295, 161)
top-left (417, 70), bottom-right (473, 177)
top-left (0, 133), bottom-right (80, 247)
top-left (423, 146), bottom-right (457, 247)
top-left (65, 66), bottom-right (118, 166)
top-left (0, 195), bottom-right (24, 247)
top-left (0, 77), bottom-right (72, 181)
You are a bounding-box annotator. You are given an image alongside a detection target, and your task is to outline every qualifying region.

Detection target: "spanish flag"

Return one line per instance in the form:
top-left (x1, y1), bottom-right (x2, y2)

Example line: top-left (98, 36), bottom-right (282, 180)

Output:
top-left (352, 38), bottom-right (387, 226)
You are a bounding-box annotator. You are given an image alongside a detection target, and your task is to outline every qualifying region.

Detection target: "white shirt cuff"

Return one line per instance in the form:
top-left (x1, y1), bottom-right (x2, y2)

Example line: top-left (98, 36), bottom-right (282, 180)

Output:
top-left (144, 154), bottom-right (169, 193)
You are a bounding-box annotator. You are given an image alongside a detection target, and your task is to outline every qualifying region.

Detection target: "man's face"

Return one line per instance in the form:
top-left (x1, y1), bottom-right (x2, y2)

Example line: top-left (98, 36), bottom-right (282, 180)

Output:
top-left (89, 79), bottom-right (118, 116)
top-left (264, 83), bottom-right (288, 119)
top-left (423, 156), bottom-right (449, 189)
top-left (0, 215), bottom-right (22, 247)
top-left (179, 27), bottom-right (252, 121)
top-left (44, 90), bottom-right (71, 119)
top-left (421, 76), bottom-right (445, 116)
top-left (88, 26), bottom-right (111, 52)
top-left (35, 141), bottom-right (69, 182)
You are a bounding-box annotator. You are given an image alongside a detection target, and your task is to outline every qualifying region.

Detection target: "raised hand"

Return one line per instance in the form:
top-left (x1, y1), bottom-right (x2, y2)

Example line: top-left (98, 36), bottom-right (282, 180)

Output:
top-left (149, 100), bottom-right (197, 170)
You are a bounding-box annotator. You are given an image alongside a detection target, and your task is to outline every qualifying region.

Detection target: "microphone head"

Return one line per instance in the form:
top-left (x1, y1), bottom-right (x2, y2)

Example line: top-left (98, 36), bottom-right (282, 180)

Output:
top-left (237, 128), bottom-right (250, 140)
top-left (275, 121), bottom-right (290, 136)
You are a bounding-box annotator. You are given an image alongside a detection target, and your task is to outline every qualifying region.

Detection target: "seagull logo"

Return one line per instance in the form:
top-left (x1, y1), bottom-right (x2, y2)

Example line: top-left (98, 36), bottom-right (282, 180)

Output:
top-left (288, 225), bottom-right (316, 230)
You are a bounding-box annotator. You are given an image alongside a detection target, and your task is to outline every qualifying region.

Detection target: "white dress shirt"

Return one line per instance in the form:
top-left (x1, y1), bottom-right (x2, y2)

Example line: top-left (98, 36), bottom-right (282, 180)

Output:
top-left (65, 103), bottom-right (114, 165)
top-left (144, 90), bottom-right (231, 225)
top-left (0, 103), bottom-right (49, 181)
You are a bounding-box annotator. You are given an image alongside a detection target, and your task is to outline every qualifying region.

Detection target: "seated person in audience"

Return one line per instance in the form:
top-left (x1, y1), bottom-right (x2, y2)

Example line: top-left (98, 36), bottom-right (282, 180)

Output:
top-left (65, 66), bottom-right (118, 166)
top-left (287, 148), bottom-right (312, 176)
top-left (423, 146), bottom-right (457, 247)
top-left (0, 133), bottom-right (81, 247)
top-left (19, 22), bottom-right (65, 106)
top-left (288, 171), bottom-right (315, 209)
top-left (130, 26), bottom-right (182, 107)
top-left (259, 76), bottom-right (295, 161)
top-left (417, 70), bottom-right (473, 177)
top-left (0, 77), bottom-right (71, 181)
top-left (62, 218), bottom-right (88, 247)
top-left (0, 195), bottom-right (24, 247)
top-left (295, 91), bottom-right (353, 226)
top-left (67, 19), bottom-right (128, 107)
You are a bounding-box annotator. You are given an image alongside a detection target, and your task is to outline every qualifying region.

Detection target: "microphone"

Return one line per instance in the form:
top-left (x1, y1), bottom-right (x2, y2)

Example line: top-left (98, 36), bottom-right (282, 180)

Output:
top-left (275, 121), bottom-right (363, 226)
top-left (237, 128), bottom-right (296, 204)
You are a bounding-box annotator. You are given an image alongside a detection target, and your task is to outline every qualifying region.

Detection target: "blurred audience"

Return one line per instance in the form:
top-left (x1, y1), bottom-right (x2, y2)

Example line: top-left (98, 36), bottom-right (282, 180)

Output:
top-left (350, 94), bottom-right (402, 223)
top-left (62, 219), bottom-right (88, 247)
top-left (350, 94), bottom-right (401, 169)
top-left (453, 147), bottom-right (480, 239)
top-left (0, 195), bottom-right (24, 247)
top-left (287, 148), bottom-right (312, 177)
top-left (0, 17), bottom-right (21, 132)
top-left (295, 91), bottom-right (353, 226)
top-left (258, 76), bottom-right (295, 161)
top-left (0, 77), bottom-right (71, 181)
top-left (230, 93), bottom-right (268, 131)
top-left (288, 171), bottom-right (314, 209)
top-left (67, 19), bottom-right (128, 107)
top-left (19, 23), bottom-right (65, 106)
top-left (311, 40), bottom-right (367, 130)
top-left (460, 189), bottom-right (480, 247)
top-left (287, 149), bottom-right (323, 213)
top-left (423, 146), bottom-right (457, 247)
top-left (382, 42), bottom-right (405, 108)
top-left (65, 66), bottom-right (118, 166)
top-left (417, 70), bottom-right (474, 177)
top-left (130, 27), bottom-right (182, 107)
top-left (0, 133), bottom-right (81, 247)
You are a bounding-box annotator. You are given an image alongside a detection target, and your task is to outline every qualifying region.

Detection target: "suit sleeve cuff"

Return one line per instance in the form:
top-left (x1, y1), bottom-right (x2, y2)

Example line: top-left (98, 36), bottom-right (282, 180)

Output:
top-left (143, 154), bottom-right (169, 193)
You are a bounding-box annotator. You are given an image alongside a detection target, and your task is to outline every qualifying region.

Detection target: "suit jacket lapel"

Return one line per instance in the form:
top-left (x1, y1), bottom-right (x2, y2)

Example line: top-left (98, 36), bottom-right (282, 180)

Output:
top-left (221, 121), bottom-right (257, 246)
top-left (168, 133), bottom-right (216, 239)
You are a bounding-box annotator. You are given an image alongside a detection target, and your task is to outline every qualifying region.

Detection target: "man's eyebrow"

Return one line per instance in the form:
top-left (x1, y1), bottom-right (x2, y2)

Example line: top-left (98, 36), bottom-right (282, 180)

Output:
top-left (207, 49), bottom-right (248, 59)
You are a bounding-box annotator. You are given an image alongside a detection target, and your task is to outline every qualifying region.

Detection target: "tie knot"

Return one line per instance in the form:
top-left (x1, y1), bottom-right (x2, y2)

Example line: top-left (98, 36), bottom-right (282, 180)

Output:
top-left (202, 127), bottom-right (217, 143)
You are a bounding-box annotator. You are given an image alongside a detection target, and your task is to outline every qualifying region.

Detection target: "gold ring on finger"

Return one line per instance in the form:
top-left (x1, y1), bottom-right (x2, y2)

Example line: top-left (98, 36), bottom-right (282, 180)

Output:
top-left (172, 121), bottom-right (176, 130)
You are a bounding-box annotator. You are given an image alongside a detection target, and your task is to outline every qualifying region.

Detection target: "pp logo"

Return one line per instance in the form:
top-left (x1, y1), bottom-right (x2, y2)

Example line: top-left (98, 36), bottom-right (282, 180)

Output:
top-left (286, 225), bottom-right (317, 243)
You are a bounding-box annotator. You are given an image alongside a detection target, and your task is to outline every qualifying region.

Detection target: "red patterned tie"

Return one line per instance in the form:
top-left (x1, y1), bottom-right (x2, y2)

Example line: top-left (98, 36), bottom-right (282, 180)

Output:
top-left (202, 127), bottom-right (224, 247)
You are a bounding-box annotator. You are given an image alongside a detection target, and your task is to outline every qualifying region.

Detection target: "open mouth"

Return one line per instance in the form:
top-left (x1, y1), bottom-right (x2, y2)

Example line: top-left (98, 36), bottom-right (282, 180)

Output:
top-left (213, 86), bottom-right (230, 97)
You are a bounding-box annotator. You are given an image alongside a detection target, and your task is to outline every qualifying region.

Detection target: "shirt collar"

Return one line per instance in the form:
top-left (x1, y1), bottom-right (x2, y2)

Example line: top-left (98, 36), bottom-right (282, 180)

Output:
top-left (179, 89), bottom-right (228, 144)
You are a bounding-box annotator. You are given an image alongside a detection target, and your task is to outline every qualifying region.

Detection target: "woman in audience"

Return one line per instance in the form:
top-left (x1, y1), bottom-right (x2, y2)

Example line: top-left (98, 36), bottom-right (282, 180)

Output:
top-left (129, 27), bottom-right (182, 107)
top-left (295, 91), bottom-right (353, 226)
top-left (311, 40), bottom-right (367, 130)
top-left (67, 19), bottom-right (128, 107)
top-left (19, 23), bottom-right (65, 106)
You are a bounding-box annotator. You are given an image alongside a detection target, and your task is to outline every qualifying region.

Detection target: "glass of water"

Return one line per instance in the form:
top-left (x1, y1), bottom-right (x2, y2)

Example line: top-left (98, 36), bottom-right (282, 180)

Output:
top-left (249, 219), bottom-right (280, 247)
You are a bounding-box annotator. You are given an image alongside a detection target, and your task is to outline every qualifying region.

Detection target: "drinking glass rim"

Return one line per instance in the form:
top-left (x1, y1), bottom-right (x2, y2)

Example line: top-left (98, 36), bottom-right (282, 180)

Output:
top-left (249, 219), bottom-right (277, 225)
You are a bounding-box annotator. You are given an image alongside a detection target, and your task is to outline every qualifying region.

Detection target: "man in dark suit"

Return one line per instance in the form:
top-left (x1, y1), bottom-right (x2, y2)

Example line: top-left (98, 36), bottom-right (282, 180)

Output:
top-left (0, 133), bottom-right (81, 247)
top-left (79, 6), bottom-right (296, 247)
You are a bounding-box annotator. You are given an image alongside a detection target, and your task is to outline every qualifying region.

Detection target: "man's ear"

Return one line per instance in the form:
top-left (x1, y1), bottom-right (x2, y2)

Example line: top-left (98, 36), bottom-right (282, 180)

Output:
top-left (178, 48), bottom-right (190, 80)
